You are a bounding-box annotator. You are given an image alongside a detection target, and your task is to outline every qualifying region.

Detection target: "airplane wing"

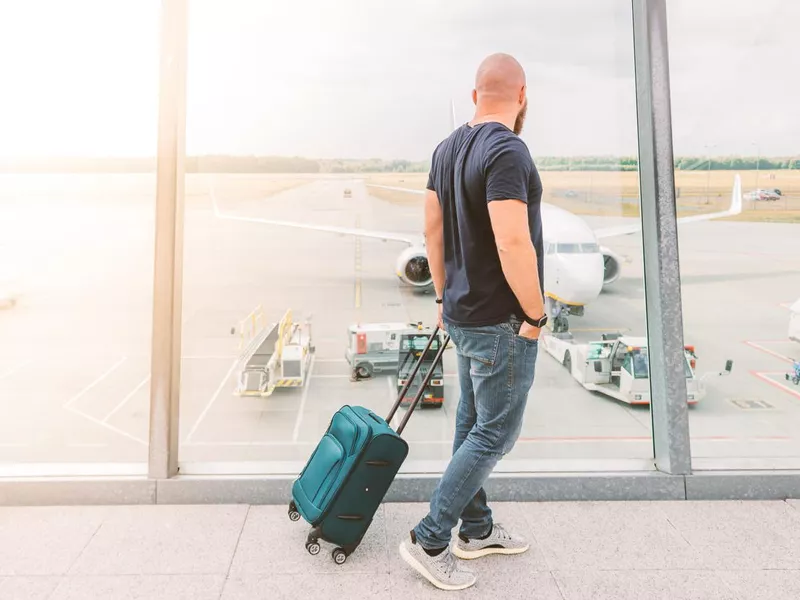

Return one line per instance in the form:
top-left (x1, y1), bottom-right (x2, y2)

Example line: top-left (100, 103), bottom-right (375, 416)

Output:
top-left (210, 187), bottom-right (420, 246)
top-left (592, 174), bottom-right (743, 239)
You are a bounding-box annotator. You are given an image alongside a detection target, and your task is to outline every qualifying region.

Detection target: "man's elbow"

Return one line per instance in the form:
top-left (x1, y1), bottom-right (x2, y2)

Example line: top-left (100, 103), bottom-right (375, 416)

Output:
top-left (425, 222), bottom-right (443, 242)
top-left (495, 234), bottom-right (530, 255)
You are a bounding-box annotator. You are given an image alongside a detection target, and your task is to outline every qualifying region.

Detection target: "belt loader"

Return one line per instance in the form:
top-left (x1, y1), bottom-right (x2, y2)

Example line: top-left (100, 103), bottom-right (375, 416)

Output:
top-left (234, 306), bottom-right (314, 397)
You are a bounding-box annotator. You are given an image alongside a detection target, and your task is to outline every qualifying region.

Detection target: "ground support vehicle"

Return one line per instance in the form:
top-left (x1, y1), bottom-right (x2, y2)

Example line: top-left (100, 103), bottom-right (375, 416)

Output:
top-left (233, 306), bottom-right (314, 397)
top-left (787, 360), bottom-right (800, 386)
top-left (541, 332), bottom-right (732, 405)
top-left (345, 322), bottom-right (409, 380)
top-left (396, 323), bottom-right (445, 408)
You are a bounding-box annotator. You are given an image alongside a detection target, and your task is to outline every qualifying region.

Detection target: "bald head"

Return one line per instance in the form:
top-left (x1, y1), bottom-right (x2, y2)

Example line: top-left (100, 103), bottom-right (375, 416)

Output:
top-left (474, 53), bottom-right (526, 104)
top-left (471, 53), bottom-right (528, 134)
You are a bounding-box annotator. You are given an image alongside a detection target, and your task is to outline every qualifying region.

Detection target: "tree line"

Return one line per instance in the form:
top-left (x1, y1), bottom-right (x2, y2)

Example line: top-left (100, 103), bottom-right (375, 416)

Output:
top-left (1, 155), bottom-right (797, 173)
top-left (536, 156), bottom-right (800, 172)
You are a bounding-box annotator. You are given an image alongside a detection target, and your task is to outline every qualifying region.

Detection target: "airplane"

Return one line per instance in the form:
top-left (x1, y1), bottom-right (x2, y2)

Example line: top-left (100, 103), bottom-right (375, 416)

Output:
top-left (210, 105), bottom-right (743, 334)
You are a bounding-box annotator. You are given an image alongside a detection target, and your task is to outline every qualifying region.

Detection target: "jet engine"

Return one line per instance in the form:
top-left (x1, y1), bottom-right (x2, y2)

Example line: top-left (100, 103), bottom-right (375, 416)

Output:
top-left (599, 245), bottom-right (622, 287)
top-left (395, 246), bottom-right (432, 288)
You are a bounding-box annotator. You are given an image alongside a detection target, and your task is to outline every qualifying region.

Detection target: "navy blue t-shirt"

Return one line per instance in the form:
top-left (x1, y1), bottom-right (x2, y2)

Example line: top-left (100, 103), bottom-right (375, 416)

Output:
top-left (426, 121), bottom-right (544, 327)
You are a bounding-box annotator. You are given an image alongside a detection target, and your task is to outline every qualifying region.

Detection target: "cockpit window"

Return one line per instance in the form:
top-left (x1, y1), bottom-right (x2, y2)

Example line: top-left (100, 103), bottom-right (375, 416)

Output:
top-left (555, 243), bottom-right (600, 254)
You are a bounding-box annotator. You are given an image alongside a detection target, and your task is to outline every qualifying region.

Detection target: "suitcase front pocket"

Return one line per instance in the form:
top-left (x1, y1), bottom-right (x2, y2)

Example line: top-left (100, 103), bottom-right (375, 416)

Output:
top-left (301, 433), bottom-right (346, 508)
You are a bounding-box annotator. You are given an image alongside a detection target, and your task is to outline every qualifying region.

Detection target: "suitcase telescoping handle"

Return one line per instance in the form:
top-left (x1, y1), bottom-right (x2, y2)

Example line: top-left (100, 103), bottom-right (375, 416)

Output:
top-left (385, 326), bottom-right (451, 435)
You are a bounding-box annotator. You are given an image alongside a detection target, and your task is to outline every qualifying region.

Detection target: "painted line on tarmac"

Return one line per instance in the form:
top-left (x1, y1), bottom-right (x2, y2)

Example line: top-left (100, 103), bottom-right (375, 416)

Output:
top-left (103, 375), bottom-right (150, 422)
top-left (65, 404), bottom-right (148, 446)
top-left (68, 443), bottom-right (108, 448)
top-left (291, 355), bottom-right (317, 442)
top-left (180, 434), bottom-right (792, 448)
top-left (744, 341), bottom-right (794, 363)
top-left (185, 358), bottom-right (239, 444)
top-left (183, 441), bottom-right (315, 447)
top-left (0, 360), bottom-right (32, 381)
top-left (63, 357), bottom-right (127, 409)
top-left (751, 370), bottom-right (800, 400)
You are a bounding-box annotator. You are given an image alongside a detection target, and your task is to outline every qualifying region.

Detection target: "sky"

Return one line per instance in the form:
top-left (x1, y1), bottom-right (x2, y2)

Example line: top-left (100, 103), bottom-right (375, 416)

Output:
top-left (0, 0), bottom-right (797, 160)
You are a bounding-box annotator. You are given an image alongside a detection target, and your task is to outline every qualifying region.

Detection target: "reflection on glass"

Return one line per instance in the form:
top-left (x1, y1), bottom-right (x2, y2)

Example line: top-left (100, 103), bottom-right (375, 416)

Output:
top-left (0, 2), bottom-right (159, 472)
top-left (178, 0), bottom-right (653, 472)
top-left (668, 1), bottom-right (800, 469)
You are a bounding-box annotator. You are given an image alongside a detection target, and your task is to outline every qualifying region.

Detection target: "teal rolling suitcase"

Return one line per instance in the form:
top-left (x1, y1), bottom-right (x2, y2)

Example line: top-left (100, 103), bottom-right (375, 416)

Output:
top-left (287, 326), bottom-right (449, 565)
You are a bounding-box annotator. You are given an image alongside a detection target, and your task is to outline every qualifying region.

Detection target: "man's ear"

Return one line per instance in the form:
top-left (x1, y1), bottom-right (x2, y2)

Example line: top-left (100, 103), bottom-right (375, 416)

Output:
top-left (519, 85), bottom-right (527, 105)
top-left (472, 89), bottom-right (477, 105)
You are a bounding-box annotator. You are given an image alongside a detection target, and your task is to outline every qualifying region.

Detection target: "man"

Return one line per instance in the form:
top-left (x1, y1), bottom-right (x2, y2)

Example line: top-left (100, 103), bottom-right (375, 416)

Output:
top-left (398, 53), bottom-right (546, 591)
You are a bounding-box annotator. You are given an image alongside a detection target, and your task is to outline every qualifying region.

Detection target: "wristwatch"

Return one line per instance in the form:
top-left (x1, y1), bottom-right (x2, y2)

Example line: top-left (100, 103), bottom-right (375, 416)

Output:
top-left (523, 313), bottom-right (548, 328)
top-left (435, 297), bottom-right (443, 304)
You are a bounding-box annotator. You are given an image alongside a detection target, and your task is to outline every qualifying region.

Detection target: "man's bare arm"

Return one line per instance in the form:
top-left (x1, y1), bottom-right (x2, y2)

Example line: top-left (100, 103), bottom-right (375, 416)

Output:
top-left (424, 189), bottom-right (446, 299)
top-left (487, 199), bottom-right (545, 319)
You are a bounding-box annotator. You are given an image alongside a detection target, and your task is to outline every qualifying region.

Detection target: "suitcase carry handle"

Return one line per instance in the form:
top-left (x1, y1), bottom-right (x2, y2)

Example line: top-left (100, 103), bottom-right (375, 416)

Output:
top-left (384, 325), bottom-right (451, 435)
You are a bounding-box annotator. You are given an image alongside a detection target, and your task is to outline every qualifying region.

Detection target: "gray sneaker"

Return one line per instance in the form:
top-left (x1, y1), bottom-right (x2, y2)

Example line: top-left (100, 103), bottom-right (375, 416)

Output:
top-left (452, 523), bottom-right (529, 559)
top-left (399, 532), bottom-right (476, 591)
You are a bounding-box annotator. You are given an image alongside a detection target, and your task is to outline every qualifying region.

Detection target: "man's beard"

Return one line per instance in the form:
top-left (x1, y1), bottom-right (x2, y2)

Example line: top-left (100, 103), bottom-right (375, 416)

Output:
top-left (513, 98), bottom-right (528, 135)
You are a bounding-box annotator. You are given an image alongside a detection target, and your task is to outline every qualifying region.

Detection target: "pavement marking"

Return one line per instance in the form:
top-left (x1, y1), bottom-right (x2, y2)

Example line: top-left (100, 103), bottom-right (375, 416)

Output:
top-left (68, 443), bottom-right (108, 448)
top-left (64, 404), bottom-right (148, 446)
top-left (180, 434), bottom-right (794, 448)
top-left (0, 359), bottom-right (32, 381)
top-left (103, 375), bottom-right (150, 422)
top-left (312, 374), bottom-right (352, 379)
top-left (570, 327), bottom-right (631, 333)
top-left (63, 356), bottom-right (127, 409)
top-left (185, 358), bottom-right (240, 444)
top-left (751, 370), bottom-right (800, 400)
top-left (183, 441), bottom-right (315, 447)
top-left (291, 354), bottom-right (317, 442)
top-left (744, 341), bottom-right (795, 363)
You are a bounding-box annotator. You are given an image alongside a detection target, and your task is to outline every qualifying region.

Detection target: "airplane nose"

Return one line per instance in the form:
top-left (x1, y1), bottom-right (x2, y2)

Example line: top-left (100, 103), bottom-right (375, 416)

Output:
top-left (557, 255), bottom-right (605, 305)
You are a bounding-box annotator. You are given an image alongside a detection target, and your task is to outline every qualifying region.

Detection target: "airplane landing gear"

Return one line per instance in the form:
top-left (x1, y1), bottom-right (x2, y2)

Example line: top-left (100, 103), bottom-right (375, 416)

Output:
top-left (547, 299), bottom-right (571, 335)
top-left (552, 312), bottom-right (570, 334)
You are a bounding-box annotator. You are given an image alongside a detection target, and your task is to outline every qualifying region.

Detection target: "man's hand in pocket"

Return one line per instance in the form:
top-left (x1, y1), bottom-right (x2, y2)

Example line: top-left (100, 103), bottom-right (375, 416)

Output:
top-left (519, 321), bottom-right (541, 340)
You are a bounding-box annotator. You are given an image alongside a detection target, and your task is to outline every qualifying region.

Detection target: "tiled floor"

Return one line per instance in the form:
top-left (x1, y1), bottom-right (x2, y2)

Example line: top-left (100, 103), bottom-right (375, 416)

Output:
top-left (2, 500), bottom-right (800, 599)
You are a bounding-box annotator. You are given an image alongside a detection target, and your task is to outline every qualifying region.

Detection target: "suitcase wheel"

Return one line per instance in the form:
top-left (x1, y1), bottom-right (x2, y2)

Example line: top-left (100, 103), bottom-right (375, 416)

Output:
top-left (288, 501), bottom-right (301, 522)
top-left (306, 541), bottom-right (321, 555)
top-left (332, 548), bottom-right (347, 565)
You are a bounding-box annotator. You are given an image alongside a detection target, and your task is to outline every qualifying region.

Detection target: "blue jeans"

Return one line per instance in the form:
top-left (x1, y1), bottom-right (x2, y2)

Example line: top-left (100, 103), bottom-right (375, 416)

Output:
top-left (412, 314), bottom-right (539, 548)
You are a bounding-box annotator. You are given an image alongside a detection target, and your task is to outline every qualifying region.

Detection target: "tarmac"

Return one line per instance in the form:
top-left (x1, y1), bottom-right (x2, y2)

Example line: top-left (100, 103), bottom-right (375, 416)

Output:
top-left (0, 173), bottom-right (799, 474)
top-left (2, 499), bottom-right (800, 599)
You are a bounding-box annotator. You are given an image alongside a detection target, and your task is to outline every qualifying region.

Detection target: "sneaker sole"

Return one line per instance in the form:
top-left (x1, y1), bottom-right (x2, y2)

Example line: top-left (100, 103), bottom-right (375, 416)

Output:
top-left (452, 543), bottom-right (530, 560)
top-left (399, 542), bottom-right (476, 591)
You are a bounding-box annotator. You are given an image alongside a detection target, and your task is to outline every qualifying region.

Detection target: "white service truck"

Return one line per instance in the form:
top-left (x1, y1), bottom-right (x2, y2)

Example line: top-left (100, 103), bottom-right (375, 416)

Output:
top-left (345, 322), bottom-right (415, 380)
top-left (541, 333), bottom-right (732, 405)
